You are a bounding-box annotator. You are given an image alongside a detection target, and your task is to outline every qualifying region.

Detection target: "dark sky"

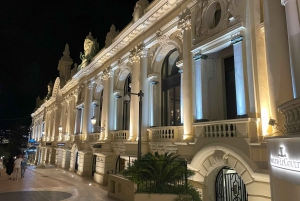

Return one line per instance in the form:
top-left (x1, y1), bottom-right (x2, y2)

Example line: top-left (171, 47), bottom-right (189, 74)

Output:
top-left (0, 0), bottom-right (152, 129)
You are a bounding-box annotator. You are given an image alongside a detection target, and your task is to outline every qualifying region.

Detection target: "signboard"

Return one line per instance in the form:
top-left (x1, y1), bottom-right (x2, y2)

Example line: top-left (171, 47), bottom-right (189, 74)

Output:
top-left (270, 146), bottom-right (300, 172)
top-left (57, 143), bottom-right (65, 147)
top-left (267, 137), bottom-right (300, 185)
top-left (46, 143), bottom-right (52, 146)
top-left (34, 143), bottom-right (39, 146)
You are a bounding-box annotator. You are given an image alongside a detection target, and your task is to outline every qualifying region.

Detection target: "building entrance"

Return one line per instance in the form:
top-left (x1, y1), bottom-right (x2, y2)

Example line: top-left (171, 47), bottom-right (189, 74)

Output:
top-left (215, 167), bottom-right (248, 201)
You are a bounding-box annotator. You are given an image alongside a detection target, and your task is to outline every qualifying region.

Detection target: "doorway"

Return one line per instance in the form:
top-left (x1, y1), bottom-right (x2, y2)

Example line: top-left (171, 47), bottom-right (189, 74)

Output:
top-left (215, 167), bottom-right (248, 201)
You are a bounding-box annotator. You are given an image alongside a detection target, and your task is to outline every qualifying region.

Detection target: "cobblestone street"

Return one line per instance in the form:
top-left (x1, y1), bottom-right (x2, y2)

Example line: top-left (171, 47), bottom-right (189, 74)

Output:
top-left (0, 166), bottom-right (118, 201)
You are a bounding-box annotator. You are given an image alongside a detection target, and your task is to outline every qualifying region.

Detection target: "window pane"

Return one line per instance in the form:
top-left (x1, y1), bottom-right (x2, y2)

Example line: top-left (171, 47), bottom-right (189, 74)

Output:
top-left (174, 86), bottom-right (181, 126)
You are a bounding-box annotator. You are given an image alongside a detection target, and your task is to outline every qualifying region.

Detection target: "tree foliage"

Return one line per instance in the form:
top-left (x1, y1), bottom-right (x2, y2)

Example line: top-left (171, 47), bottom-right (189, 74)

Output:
top-left (7, 122), bottom-right (29, 156)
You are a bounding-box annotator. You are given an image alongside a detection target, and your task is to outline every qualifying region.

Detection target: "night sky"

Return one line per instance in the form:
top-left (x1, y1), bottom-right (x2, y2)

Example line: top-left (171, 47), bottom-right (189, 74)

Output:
top-left (0, 0), bottom-right (152, 129)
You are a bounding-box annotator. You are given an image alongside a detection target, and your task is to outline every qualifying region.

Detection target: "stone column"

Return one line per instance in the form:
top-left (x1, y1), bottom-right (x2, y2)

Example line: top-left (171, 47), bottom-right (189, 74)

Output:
top-left (128, 45), bottom-right (142, 141)
top-left (282, 0), bottom-right (300, 98)
top-left (178, 9), bottom-right (193, 139)
top-left (52, 105), bottom-right (60, 141)
top-left (263, 0), bottom-right (292, 126)
top-left (140, 47), bottom-right (149, 141)
top-left (147, 74), bottom-right (159, 127)
top-left (232, 34), bottom-right (248, 117)
top-left (113, 90), bottom-right (123, 131)
top-left (82, 82), bottom-right (94, 140)
top-left (102, 69), bottom-right (115, 141)
top-left (193, 54), bottom-right (209, 121)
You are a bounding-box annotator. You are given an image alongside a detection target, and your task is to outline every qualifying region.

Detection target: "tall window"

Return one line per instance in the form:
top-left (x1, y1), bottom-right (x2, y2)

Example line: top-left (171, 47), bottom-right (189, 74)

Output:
top-left (123, 75), bottom-right (131, 130)
top-left (161, 49), bottom-right (181, 126)
top-left (224, 56), bottom-right (237, 119)
top-left (98, 90), bottom-right (104, 127)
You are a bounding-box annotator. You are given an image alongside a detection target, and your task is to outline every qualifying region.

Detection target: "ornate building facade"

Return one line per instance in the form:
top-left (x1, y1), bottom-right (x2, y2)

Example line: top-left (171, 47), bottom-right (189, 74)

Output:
top-left (31, 0), bottom-right (300, 200)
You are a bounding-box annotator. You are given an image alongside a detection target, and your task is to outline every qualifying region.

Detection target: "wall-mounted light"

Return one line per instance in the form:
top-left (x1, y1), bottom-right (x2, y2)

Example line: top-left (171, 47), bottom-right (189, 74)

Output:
top-left (91, 116), bottom-right (105, 133)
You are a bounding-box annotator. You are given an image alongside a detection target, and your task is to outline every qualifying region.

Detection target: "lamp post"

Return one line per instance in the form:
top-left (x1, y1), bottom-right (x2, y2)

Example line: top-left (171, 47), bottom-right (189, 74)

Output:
top-left (91, 116), bottom-right (105, 133)
top-left (124, 90), bottom-right (144, 160)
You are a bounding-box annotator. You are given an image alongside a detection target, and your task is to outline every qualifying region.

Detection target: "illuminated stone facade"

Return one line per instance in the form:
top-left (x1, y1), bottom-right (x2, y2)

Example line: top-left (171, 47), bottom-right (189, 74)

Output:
top-left (31, 0), bottom-right (300, 200)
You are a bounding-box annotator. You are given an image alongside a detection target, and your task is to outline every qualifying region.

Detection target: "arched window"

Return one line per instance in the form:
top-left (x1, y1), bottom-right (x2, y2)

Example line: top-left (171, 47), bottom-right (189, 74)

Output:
top-left (161, 49), bottom-right (181, 126)
top-left (123, 75), bottom-right (131, 130)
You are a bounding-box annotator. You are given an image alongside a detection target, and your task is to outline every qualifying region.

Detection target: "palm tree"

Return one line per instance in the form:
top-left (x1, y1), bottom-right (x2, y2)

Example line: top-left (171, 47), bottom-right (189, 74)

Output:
top-left (122, 152), bottom-right (194, 194)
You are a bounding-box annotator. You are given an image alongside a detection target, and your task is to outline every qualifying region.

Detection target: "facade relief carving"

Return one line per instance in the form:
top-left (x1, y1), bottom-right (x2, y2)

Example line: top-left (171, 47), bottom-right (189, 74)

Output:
top-left (193, 0), bottom-right (243, 45)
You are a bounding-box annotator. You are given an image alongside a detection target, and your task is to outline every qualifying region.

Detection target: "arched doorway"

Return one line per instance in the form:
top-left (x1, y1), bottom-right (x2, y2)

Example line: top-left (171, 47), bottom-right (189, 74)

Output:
top-left (215, 167), bottom-right (248, 201)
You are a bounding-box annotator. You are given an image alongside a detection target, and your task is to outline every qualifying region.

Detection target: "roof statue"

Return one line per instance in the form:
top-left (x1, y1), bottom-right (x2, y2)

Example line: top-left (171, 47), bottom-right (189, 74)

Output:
top-left (105, 24), bottom-right (119, 48)
top-left (78, 32), bottom-right (99, 69)
top-left (132, 0), bottom-right (149, 22)
top-left (45, 81), bottom-right (53, 101)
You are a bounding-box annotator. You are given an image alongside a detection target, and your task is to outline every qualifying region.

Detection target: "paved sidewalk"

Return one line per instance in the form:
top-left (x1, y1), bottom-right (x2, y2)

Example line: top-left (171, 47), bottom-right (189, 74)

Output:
top-left (0, 166), bottom-right (119, 201)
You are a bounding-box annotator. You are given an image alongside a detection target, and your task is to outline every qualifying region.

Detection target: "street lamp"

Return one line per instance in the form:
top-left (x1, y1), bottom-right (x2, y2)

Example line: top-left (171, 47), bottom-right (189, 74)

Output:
top-left (123, 89), bottom-right (144, 160)
top-left (91, 116), bottom-right (105, 133)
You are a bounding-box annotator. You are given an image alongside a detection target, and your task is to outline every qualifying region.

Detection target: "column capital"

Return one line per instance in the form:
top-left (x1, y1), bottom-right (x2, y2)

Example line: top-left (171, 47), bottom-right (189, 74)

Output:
top-left (193, 53), bottom-right (208, 61)
top-left (147, 73), bottom-right (159, 84)
top-left (113, 90), bottom-right (122, 98)
top-left (231, 31), bottom-right (244, 44)
top-left (281, 0), bottom-right (295, 6)
top-left (176, 60), bottom-right (183, 74)
top-left (178, 8), bottom-right (192, 31)
top-left (129, 43), bottom-right (145, 63)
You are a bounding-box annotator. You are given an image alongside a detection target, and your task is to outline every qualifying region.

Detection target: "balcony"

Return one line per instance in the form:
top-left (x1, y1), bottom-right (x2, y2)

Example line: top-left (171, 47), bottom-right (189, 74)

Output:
top-left (147, 126), bottom-right (181, 142)
top-left (278, 97), bottom-right (300, 134)
top-left (89, 133), bottom-right (100, 141)
top-left (111, 130), bottom-right (129, 142)
top-left (193, 118), bottom-right (259, 142)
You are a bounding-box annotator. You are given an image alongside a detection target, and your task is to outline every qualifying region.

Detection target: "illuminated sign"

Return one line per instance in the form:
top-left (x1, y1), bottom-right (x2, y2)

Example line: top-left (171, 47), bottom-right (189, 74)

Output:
top-left (57, 143), bottom-right (65, 147)
top-left (270, 146), bottom-right (300, 172)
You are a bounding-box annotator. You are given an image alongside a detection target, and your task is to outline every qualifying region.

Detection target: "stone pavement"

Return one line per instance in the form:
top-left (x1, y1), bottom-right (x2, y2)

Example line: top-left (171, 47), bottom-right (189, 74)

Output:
top-left (0, 166), bottom-right (119, 201)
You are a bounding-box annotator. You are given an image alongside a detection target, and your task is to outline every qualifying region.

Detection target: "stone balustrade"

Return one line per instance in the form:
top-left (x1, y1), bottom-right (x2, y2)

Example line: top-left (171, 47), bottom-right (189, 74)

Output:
top-left (147, 126), bottom-right (180, 142)
top-left (89, 133), bottom-right (100, 141)
top-left (193, 118), bottom-right (259, 142)
top-left (278, 97), bottom-right (300, 134)
top-left (111, 130), bottom-right (129, 142)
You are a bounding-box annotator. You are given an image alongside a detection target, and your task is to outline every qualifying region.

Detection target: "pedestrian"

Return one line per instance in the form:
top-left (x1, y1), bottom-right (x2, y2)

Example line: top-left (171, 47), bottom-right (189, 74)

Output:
top-left (21, 156), bottom-right (27, 178)
top-left (13, 155), bottom-right (23, 181)
top-left (0, 159), bottom-right (3, 177)
top-left (6, 157), bottom-right (14, 180)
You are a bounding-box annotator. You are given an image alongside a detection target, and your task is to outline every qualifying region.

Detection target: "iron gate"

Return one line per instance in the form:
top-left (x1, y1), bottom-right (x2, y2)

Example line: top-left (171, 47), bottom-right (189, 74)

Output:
top-left (216, 167), bottom-right (248, 201)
